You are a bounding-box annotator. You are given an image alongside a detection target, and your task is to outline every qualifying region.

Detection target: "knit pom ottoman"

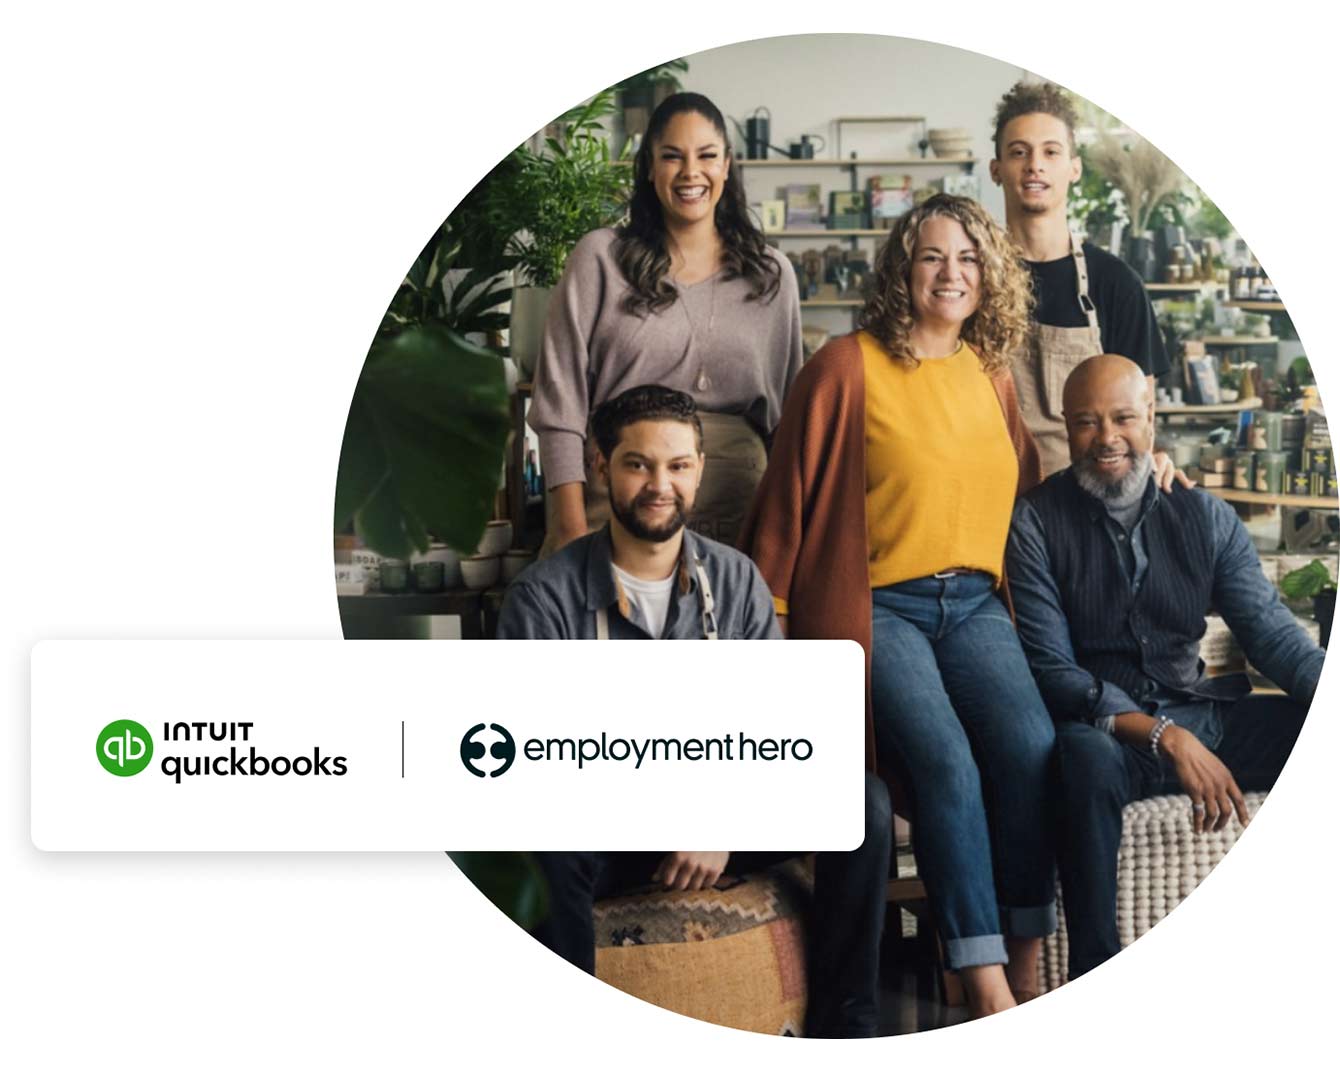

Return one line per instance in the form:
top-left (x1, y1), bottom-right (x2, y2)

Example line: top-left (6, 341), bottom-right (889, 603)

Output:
top-left (1039, 791), bottom-right (1266, 991)
top-left (593, 859), bottom-right (812, 1035)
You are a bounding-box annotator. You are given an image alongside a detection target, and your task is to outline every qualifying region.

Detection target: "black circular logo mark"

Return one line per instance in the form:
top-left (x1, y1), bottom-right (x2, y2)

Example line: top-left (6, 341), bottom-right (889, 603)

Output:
top-left (460, 722), bottom-right (516, 779)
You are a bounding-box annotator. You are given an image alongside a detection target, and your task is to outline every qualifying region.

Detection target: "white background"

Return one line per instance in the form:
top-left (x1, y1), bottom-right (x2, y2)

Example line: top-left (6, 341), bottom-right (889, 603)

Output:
top-left (3, 2), bottom-right (1336, 1068)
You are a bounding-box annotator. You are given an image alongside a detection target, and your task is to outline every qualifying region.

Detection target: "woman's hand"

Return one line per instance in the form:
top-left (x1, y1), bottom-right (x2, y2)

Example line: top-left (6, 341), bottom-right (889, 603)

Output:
top-left (1152, 451), bottom-right (1196, 494)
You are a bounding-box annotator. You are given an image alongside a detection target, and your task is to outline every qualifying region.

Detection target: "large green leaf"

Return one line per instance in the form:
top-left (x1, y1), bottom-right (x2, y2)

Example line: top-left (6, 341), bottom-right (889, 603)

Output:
top-left (1280, 560), bottom-right (1334, 600)
top-left (447, 851), bottom-right (549, 931)
top-left (335, 325), bottom-right (510, 559)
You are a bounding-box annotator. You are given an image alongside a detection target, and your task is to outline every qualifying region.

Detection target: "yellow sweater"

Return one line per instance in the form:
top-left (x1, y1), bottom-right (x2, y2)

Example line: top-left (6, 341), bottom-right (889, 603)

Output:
top-left (861, 332), bottom-right (1018, 588)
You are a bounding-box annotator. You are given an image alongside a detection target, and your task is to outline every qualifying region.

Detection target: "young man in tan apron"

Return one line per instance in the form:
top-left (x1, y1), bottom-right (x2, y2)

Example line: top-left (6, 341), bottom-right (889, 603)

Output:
top-left (496, 385), bottom-right (894, 1038)
top-left (989, 80), bottom-right (1175, 480)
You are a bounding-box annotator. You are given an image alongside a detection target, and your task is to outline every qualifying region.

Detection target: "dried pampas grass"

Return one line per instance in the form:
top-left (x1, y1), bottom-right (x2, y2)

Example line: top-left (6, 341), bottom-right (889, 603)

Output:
top-left (1087, 132), bottom-right (1185, 234)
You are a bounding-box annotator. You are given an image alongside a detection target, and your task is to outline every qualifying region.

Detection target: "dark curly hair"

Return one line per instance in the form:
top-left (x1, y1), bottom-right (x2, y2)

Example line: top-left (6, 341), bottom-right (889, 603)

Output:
top-left (991, 80), bottom-right (1080, 158)
top-left (615, 92), bottom-right (780, 316)
top-left (858, 194), bottom-right (1033, 375)
top-left (591, 385), bottom-right (703, 459)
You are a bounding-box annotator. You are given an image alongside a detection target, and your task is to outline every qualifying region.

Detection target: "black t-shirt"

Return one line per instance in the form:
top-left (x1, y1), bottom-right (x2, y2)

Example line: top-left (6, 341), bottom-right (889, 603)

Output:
top-left (1026, 242), bottom-right (1170, 377)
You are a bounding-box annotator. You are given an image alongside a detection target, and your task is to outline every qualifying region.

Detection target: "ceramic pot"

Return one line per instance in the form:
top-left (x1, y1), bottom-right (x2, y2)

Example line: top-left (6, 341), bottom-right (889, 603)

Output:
top-left (461, 555), bottom-right (501, 591)
top-left (475, 520), bottom-right (512, 557)
top-left (509, 285), bottom-right (552, 380)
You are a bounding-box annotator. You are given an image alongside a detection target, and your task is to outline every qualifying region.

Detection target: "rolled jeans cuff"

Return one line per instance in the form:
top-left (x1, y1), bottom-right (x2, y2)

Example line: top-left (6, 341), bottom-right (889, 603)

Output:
top-left (999, 901), bottom-right (1057, 939)
top-left (944, 934), bottom-right (1006, 971)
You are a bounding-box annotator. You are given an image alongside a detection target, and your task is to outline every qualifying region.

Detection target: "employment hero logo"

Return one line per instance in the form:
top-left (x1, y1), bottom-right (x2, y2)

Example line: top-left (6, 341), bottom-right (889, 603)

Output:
top-left (459, 724), bottom-right (813, 779)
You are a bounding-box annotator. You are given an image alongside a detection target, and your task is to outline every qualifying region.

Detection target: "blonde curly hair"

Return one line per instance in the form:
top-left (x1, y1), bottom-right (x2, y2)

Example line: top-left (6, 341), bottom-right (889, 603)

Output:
top-left (858, 194), bottom-right (1033, 375)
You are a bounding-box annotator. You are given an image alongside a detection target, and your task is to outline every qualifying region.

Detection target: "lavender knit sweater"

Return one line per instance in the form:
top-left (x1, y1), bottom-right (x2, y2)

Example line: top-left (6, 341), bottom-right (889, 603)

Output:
top-left (527, 228), bottom-right (803, 488)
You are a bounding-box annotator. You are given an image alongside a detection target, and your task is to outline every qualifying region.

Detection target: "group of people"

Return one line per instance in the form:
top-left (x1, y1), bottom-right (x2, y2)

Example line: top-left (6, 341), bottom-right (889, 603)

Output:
top-left (494, 80), bottom-right (1324, 1035)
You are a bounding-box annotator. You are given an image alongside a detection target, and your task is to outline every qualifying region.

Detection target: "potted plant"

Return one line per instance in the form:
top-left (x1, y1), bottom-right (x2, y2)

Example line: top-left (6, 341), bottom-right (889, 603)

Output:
top-left (1087, 131), bottom-right (1186, 281)
top-left (335, 216), bottom-right (515, 563)
top-left (484, 90), bottom-right (632, 377)
top-left (1280, 559), bottom-right (1336, 649)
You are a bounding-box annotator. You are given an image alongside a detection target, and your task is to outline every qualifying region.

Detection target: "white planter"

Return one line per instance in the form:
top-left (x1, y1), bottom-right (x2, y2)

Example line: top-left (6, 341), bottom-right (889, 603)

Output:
top-left (509, 284), bottom-right (552, 380)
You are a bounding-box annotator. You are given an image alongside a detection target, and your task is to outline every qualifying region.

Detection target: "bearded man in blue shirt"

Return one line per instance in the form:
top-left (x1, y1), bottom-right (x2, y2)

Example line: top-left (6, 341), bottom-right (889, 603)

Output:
top-left (1006, 353), bottom-right (1324, 979)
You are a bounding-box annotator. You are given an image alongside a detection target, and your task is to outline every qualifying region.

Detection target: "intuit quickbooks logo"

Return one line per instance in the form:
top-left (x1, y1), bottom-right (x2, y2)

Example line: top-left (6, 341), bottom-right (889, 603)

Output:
top-left (97, 719), bottom-right (154, 776)
top-left (94, 719), bottom-right (347, 784)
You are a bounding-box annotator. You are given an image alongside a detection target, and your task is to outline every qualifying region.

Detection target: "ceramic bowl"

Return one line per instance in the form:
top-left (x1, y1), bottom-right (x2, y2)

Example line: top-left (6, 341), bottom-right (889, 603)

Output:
top-left (460, 554), bottom-right (501, 590)
top-left (502, 549), bottom-right (536, 582)
top-left (475, 520), bottom-right (512, 557)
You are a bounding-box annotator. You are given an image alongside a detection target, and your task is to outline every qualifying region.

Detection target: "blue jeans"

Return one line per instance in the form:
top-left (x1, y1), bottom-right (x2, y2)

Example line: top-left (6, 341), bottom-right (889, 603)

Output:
top-left (870, 574), bottom-right (1057, 970)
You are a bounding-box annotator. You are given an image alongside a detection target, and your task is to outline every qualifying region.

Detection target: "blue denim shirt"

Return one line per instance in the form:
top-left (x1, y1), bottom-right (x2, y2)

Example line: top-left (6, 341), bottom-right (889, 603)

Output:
top-left (1007, 476), bottom-right (1324, 745)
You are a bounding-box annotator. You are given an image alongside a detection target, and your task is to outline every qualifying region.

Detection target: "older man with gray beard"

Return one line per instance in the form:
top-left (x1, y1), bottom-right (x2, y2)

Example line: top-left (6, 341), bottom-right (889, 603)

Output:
top-left (1005, 353), bottom-right (1324, 979)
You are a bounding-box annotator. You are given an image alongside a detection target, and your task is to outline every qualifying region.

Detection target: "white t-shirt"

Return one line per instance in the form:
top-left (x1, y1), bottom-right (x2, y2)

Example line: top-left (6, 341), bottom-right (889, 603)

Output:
top-left (611, 564), bottom-right (677, 639)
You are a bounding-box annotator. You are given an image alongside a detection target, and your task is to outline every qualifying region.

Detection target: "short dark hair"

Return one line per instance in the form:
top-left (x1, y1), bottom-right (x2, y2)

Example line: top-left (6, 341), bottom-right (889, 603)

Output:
top-left (591, 385), bottom-right (703, 459)
top-left (992, 79), bottom-right (1080, 157)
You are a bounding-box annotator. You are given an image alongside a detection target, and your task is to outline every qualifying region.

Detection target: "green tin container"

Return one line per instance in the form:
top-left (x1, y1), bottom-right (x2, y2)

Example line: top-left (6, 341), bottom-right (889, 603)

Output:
top-left (1258, 411), bottom-right (1284, 452)
top-left (1309, 447), bottom-right (1334, 475)
top-left (1232, 451), bottom-right (1255, 490)
top-left (1254, 450), bottom-right (1288, 494)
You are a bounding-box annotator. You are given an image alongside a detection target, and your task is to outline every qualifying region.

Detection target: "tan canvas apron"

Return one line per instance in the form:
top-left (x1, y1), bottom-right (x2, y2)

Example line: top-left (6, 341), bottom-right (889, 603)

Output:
top-left (541, 412), bottom-right (766, 556)
top-left (1012, 234), bottom-right (1104, 478)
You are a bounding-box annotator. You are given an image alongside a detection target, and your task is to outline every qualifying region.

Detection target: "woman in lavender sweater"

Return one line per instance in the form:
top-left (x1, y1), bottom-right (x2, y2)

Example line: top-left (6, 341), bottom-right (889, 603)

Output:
top-left (529, 92), bottom-right (803, 552)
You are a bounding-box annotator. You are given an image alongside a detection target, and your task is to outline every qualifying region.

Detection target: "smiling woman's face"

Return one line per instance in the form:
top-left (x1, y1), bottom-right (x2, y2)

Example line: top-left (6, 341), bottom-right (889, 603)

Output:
top-left (650, 110), bottom-right (728, 231)
top-left (907, 215), bottom-right (982, 329)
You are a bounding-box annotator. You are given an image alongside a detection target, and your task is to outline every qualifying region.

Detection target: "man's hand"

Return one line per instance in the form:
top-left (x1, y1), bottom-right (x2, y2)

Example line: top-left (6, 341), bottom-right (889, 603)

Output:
top-left (1152, 451), bottom-right (1196, 494)
top-left (1161, 725), bottom-right (1250, 833)
top-left (653, 851), bottom-right (730, 892)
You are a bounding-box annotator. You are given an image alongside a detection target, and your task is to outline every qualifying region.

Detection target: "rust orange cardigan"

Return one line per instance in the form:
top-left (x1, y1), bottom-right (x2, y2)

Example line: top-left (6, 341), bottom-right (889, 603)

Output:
top-left (739, 332), bottom-right (1043, 773)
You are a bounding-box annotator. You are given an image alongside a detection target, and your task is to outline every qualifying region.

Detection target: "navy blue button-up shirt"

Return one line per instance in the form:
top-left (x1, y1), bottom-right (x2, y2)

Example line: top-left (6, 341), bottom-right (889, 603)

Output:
top-left (1007, 476), bottom-right (1324, 744)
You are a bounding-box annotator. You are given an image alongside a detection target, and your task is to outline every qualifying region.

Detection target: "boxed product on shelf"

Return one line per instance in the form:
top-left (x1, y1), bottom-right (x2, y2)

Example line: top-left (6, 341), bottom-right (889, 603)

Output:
top-left (754, 199), bottom-right (786, 231)
top-left (932, 173), bottom-right (981, 200)
top-left (868, 173), bottom-right (914, 229)
top-left (827, 190), bottom-right (868, 229)
top-left (783, 184), bottom-right (822, 228)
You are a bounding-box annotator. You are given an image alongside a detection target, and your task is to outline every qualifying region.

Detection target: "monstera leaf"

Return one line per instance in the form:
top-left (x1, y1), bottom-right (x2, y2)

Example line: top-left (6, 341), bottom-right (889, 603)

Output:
top-left (335, 324), bottom-right (511, 560)
top-left (447, 852), bottom-right (549, 930)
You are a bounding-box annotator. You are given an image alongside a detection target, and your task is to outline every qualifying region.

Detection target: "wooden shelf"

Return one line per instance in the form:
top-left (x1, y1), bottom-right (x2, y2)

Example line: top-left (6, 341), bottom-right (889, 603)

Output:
top-left (835, 115), bottom-right (925, 123)
top-left (1206, 488), bottom-right (1337, 509)
top-left (1224, 300), bottom-right (1287, 312)
top-left (737, 156), bottom-right (974, 167)
top-left (1201, 336), bottom-right (1278, 346)
top-left (1158, 398), bottom-right (1262, 416)
top-left (766, 228), bottom-right (887, 238)
top-left (801, 299), bottom-right (863, 308)
top-left (1146, 282), bottom-right (1215, 294)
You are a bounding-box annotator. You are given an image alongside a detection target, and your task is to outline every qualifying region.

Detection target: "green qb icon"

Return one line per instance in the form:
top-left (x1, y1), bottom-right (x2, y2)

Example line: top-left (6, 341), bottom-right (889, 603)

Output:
top-left (97, 719), bottom-right (154, 776)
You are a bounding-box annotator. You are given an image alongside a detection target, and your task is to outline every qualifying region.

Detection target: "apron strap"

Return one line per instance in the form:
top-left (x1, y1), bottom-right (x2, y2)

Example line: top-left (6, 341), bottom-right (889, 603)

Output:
top-left (595, 557), bottom-right (719, 640)
top-left (694, 558), bottom-right (719, 641)
top-left (1070, 232), bottom-right (1102, 348)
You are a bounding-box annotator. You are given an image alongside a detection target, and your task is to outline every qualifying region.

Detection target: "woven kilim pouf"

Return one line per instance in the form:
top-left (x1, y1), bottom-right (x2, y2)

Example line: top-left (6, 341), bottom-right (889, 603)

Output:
top-left (1039, 791), bottom-right (1266, 992)
top-left (593, 858), bottom-right (812, 1035)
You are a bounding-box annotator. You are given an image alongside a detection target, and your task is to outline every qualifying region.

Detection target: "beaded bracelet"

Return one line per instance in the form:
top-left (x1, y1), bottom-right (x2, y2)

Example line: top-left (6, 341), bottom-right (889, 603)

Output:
top-left (1149, 715), bottom-right (1174, 758)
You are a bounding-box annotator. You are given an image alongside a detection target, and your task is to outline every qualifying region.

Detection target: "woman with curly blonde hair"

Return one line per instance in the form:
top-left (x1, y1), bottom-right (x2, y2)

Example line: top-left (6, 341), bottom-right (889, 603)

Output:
top-left (742, 193), bottom-right (1056, 1018)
